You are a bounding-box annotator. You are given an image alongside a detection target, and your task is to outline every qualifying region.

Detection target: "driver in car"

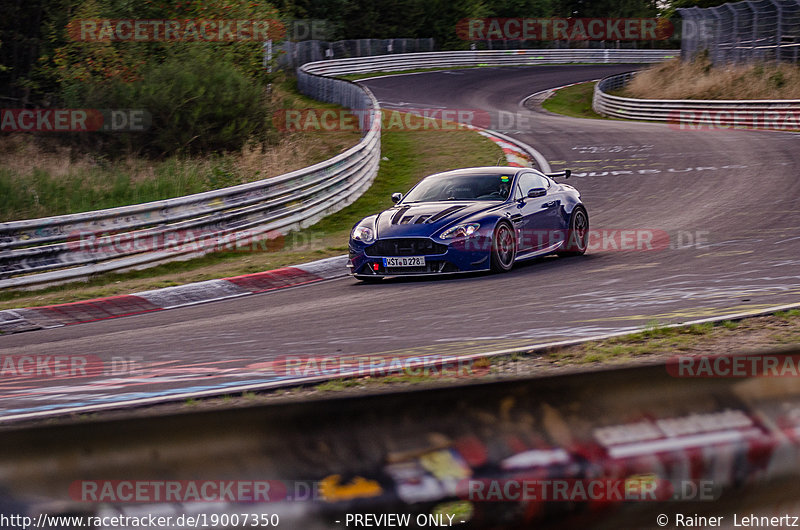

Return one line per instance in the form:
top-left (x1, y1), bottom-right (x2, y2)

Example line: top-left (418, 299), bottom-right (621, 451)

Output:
top-left (497, 181), bottom-right (510, 199)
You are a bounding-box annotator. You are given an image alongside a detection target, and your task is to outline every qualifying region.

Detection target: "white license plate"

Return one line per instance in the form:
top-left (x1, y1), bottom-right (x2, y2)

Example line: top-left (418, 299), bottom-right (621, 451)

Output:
top-left (383, 256), bottom-right (425, 267)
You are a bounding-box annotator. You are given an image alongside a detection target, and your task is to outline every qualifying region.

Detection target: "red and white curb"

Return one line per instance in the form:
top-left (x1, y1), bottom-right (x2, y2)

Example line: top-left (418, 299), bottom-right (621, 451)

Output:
top-left (0, 129), bottom-right (535, 335)
top-left (462, 123), bottom-right (538, 169)
top-left (0, 256), bottom-right (349, 334)
top-left (478, 132), bottom-right (531, 167)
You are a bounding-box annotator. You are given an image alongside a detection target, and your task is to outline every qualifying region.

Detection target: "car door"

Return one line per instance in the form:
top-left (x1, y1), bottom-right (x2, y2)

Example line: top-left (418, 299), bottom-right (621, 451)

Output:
top-left (511, 172), bottom-right (564, 251)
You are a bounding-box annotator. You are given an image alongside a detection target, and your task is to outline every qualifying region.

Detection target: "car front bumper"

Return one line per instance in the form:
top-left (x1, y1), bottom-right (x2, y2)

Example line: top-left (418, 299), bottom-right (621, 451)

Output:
top-left (348, 236), bottom-right (493, 278)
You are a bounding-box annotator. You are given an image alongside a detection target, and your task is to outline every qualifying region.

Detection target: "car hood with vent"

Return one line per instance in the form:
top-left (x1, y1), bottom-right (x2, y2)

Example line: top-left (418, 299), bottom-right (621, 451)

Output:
top-left (374, 201), bottom-right (498, 238)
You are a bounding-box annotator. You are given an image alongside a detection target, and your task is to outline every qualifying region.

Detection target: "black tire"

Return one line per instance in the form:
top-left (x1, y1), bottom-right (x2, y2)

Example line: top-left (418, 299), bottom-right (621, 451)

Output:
top-left (490, 222), bottom-right (517, 272)
top-left (557, 206), bottom-right (589, 256)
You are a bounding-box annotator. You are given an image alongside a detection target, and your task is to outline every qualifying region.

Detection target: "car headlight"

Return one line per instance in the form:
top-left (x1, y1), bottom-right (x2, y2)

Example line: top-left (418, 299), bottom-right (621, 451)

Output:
top-left (440, 223), bottom-right (480, 239)
top-left (351, 224), bottom-right (376, 244)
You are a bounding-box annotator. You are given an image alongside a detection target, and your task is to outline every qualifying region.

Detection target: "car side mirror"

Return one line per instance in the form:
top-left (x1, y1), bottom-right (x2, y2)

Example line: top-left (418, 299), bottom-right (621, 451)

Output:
top-left (391, 192), bottom-right (403, 203)
top-left (527, 188), bottom-right (547, 198)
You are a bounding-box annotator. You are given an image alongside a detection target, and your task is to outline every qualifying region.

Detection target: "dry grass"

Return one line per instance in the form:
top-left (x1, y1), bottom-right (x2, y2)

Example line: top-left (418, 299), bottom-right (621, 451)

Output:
top-left (0, 131), bottom-right (359, 222)
top-left (0, 78), bottom-right (362, 222)
top-left (235, 132), bottom-right (357, 179)
top-left (0, 136), bottom-right (98, 179)
top-left (0, 132), bottom-right (357, 189)
top-left (622, 56), bottom-right (800, 100)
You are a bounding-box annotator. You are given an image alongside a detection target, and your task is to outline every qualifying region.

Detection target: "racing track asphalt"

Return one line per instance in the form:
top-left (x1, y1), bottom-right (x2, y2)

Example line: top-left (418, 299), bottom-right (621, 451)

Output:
top-left (2, 64), bottom-right (799, 419)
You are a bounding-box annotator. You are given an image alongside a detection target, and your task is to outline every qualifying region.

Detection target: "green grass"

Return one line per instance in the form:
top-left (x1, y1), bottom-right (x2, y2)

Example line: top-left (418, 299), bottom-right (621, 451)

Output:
top-left (553, 319), bottom-right (728, 364)
top-left (0, 159), bottom-right (234, 221)
top-left (637, 319), bottom-right (672, 339)
top-left (432, 501), bottom-right (473, 524)
top-left (316, 379), bottom-right (363, 391)
top-left (775, 331), bottom-right (800, 344)
top-left (541, 81), bottom-right (605, 120)
top-left (487, 310), bottom-right (799, 370)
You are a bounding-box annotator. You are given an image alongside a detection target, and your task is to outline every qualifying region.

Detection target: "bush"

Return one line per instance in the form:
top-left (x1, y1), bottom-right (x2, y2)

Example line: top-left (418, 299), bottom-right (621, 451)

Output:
top-left (61, 47), bottom-right (271, 157)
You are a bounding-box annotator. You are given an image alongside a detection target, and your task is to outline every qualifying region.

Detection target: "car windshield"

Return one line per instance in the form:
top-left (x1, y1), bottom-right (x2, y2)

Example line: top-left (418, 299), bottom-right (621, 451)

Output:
top-left (402, 173), bottom-right (514, 202)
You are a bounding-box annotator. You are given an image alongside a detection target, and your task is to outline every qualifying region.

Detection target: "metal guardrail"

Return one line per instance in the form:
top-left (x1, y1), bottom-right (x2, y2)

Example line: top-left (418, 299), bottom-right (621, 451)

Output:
top-left (2, 349), bottom-right (799, 528)
top-left (0, 50), bottom-right (673, 289)
top-left (278, 38), bottom-right (437, 69)
top-left (0, 81), bottom-right (380, 289)
top-left (300, 49), bottom-right (677, 77)
top-left (593, 71), bottom-right (800, 122)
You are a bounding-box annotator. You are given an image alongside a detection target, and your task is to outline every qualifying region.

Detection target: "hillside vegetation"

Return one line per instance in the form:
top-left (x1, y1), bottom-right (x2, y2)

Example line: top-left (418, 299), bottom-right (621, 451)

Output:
top-left (622, 56), bottom-right (800, 100)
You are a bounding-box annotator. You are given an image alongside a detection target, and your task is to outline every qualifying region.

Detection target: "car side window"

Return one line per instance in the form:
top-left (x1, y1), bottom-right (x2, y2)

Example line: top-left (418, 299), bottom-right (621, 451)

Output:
top-left (515, 172), bottom-right (549, 198)
top-left (539, 175), bottom-right (552, 189)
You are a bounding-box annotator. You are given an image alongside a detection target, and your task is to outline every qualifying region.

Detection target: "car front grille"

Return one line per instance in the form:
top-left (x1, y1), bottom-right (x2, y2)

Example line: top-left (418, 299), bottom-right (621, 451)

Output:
top-left (365, 238), bottom-right (447, 257)
top-left (384, 262), bottom-right (461, 274)
top-left (385, 265), bottom-right (430, 274)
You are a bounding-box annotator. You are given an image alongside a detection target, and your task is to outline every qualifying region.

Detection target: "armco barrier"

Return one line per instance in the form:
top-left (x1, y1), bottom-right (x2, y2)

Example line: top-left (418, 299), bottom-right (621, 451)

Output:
top-left (593, 71), bottom-right (800, 123)
top-left (299, 48), bottom-right (676, 77)
top-left (0, 83), bottom-right (380, 289)
top-left (0, 50), bottom-right (674, 290)
top-left (1, 349), bottom-right (799, 528)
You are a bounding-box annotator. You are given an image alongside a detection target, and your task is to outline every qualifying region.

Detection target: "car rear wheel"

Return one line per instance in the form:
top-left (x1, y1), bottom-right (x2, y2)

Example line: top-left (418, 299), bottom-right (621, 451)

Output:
top-left (557, 206), bottom-right (588, 256)
top-left (490, 222), bottom-right (517, 272)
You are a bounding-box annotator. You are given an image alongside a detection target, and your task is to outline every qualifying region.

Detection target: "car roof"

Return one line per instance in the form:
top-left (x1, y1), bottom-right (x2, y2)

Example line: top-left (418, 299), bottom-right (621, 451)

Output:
top-left (423, 166), bottom-right (538, 179)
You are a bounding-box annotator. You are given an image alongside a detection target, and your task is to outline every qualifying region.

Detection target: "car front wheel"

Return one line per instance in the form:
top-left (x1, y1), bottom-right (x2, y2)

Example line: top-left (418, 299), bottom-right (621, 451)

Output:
top-left (490, 222), bottom-right (517, 272)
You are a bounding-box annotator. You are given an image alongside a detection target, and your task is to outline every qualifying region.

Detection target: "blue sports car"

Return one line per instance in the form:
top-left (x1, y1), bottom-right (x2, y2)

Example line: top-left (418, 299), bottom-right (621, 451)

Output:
top-left (348, 166), bottom-right (588, 281)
